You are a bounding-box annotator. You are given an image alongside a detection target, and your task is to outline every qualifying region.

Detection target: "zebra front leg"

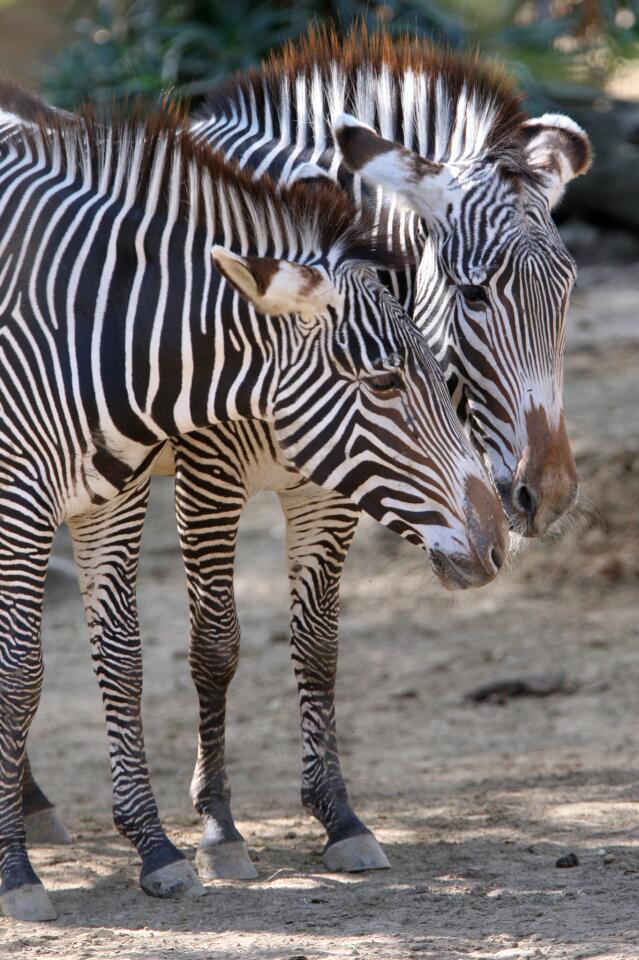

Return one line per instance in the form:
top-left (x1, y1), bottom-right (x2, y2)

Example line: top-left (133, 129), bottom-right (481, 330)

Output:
top-left (174, 434), bottom-right (256, 880)
top-left (279, 486), bottom-right (390, 873)
top-left (68, 482), bottom-right (204, 900)
top-left (22, 752), bottom-right (71, 845)
top-left (0, 504), bottom-right (57, 921)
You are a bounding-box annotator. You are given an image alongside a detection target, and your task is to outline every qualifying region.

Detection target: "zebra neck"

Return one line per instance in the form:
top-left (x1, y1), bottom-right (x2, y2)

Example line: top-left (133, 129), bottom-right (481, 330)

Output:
top-left (0, 151), bottom-right (275, 455)
top-left (75, 210), bottom-right (278, 445)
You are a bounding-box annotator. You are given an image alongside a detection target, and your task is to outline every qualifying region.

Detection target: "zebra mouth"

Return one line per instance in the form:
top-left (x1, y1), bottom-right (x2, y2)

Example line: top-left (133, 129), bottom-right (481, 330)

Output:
top-left (429, 549), bottom-right (475, 591)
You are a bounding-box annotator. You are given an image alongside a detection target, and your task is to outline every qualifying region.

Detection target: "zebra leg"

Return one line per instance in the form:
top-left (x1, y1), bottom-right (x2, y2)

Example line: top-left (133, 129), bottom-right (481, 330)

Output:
top-left (0, 509), bottom-right (57, 921)
top-left (279, 486), bottom-right (391, 873)
top-left (68, 482), bottom-right (204, 900)
top-left (22, 751), bottom-right (71, 845)
top-left (173, 435), bottom-right (256, 881)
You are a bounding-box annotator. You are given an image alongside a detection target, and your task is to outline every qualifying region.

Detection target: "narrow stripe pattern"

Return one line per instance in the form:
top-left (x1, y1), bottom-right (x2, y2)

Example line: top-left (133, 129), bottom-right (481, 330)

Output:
top-left (0, 91), bottom-right (495, 906)
top-left (22, 31), bottom-right (585, 878)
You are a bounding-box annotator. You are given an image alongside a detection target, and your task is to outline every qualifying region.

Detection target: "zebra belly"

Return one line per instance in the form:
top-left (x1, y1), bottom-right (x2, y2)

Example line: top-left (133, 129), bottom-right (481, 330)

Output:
top-left (169, 421), bottom-right (326, 501)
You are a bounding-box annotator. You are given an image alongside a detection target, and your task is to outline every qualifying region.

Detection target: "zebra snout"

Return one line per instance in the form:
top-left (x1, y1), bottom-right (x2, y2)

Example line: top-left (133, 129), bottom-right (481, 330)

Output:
top-left (428, 540), bottom-right (502, 591)
top-left (513, 475), bottom-right (578, 537)
top-left (429, 476), bottom-right (508, 591)
top-left (467, 524), bottom-right (506, 583)
top-left (512, 406), bottom-right (579, 537)
top-left (464, 474), bottom-right (509, 578)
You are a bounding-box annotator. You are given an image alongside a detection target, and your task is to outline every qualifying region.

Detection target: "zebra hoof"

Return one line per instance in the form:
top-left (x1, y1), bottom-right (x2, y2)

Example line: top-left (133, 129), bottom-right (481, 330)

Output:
top-left (25, 808), bottom-right (72, 846)
top-left (140, 859), bottom-right (206, 899)
top-left (323, 833), bottom-right (391, 873)
top-left (0, 883), bottom-right (57, 921)
top-left (196, 841), bottom-right (258, 880)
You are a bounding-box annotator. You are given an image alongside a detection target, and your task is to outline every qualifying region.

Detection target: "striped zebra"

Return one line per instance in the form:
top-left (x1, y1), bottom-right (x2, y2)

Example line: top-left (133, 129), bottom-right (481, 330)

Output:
top-left (171, 31), bottom-right (591, 878)
top-left (0, 89), bottom-right (506, 920)
top-left (21, 28), bottom-right (591, 884)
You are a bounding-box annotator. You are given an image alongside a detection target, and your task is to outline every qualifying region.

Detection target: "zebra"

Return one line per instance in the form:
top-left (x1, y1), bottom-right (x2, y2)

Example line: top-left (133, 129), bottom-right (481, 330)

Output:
top-left (0, 89), bottom-right (506, 920)
top-left (173, 31), bottom-right (591, 878)
top-left (18, 30), bottom-right (593, 882)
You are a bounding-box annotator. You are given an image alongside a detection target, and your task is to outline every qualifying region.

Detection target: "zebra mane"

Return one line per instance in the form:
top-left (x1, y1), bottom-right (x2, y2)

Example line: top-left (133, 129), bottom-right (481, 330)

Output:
top-left (0, 80), bottom-right (68, 126)
top-left (0, 82), bottom-right (408, 273)
top-left (203, 24), bottom-right (530, 171)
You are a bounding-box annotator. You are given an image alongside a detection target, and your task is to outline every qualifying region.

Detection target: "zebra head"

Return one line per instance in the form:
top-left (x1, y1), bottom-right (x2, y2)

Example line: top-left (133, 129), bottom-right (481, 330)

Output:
top-left (212, 247), bottom-right (507, 589)
top-left (335, 112), bottom-right (592, 538)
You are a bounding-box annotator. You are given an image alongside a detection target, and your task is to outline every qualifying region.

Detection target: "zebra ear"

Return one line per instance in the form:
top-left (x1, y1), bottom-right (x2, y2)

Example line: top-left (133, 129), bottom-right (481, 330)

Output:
top-left (333, 113), bottom-right (453, 221)
top-left (521, 114), bottom-right (592, 209)
top-left (211, 247), bottom-right (342, 320)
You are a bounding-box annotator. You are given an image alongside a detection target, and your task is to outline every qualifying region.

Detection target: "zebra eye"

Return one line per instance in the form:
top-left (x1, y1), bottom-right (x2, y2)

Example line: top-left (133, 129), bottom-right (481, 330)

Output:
top-left (459, 284), bottom-right (489, 306)
top-left (366, 371), bottom-right (403, 395)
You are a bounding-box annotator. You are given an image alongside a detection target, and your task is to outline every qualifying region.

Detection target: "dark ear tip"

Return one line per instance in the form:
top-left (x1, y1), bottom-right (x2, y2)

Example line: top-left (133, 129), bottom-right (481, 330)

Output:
top-left (334, 124), bottom-right (362, 172)
top-left (332, 114), bottom-right (394, 173)
top-left (574, 136), bottom-right (593, 176)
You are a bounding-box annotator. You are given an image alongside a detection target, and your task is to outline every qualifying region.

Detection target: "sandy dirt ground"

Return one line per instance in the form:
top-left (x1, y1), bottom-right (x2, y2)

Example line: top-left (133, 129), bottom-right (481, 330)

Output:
top-left (1, 242), bottom-right (638, 959)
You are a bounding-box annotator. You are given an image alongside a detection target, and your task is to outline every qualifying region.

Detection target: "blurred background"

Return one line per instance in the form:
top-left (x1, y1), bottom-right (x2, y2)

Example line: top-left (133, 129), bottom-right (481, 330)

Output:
top-left (0, 0), bottom-right (638, 226)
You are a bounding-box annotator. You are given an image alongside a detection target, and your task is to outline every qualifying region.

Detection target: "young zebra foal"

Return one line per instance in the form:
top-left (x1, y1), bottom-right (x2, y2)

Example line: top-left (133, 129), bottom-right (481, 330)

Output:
top-left (0, 95), bottom-right (506, 920)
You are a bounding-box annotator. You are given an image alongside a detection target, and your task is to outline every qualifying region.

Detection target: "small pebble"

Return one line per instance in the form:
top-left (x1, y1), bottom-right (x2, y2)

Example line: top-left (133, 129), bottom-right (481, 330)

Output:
top-left (603, 853), bottom-right (616, 864)
top-left (555, 852), bottom-right (580, 868)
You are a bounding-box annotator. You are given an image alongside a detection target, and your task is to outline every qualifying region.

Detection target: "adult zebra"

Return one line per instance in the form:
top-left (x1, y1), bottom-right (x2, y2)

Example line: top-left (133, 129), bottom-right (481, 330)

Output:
top-left (181, 31), bottom-right (591, 879)
top-left (20, 29), bottom-right (591, 884)
top-left (0, 90), bottom-right (506, 920)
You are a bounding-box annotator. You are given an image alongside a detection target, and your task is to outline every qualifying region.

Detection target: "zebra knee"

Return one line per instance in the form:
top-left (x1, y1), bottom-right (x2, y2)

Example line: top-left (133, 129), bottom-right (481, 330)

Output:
top-left (189, 617), bottom-right (241, 691)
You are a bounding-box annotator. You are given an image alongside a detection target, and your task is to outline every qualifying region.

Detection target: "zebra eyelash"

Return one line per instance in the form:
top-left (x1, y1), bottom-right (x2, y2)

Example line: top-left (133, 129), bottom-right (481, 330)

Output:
top-left (365, 370), bottom-right (403, 394)
top-left (458, 284), bottom-right (490, 306)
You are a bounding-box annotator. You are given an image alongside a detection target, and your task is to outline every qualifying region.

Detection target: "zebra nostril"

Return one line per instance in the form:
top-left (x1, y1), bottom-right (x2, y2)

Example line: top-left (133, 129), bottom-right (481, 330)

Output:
top-left (490, 546), bottom-right (504, 571)
top-left (515, 482), bottom-right (536, 518)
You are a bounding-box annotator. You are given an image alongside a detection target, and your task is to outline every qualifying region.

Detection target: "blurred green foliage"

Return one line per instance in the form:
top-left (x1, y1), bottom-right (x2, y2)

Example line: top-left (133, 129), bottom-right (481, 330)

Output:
top-left (42, 0), bottom-right (639, 108)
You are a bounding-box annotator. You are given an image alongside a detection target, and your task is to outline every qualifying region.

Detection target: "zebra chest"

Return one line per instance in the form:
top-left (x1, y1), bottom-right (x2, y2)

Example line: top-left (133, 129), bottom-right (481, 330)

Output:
top-left (230, 422), bottom-right (319, 498)
top-left (167, 422), bottom-right (321, 501)
top-left (62, 437), bottom-right (159, 519)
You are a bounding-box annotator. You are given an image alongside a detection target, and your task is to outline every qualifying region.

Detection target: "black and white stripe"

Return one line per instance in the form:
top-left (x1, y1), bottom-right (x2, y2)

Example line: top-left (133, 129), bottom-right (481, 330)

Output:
top-left (0, 90), bottom-right (504, 918)
top-left (160, 32), bottom-right (588, 877)
top-left (17, 29), bottom-right (593, 890)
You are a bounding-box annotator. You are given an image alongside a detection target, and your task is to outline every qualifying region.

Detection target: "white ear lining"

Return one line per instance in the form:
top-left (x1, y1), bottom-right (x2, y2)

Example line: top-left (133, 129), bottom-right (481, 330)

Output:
top-left (211, 246), bottom-right (342, 320)
top-left (211, 246), bottom-right (260, 300)
top-left (522, 114), bottom-right (592, 208)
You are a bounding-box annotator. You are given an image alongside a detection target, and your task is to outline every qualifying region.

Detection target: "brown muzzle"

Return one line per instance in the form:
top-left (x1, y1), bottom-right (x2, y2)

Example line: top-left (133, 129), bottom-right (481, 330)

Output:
top-left (429, 475), bottom-right (508, 591)
top-left (512, 406), bottom-right (578, 536)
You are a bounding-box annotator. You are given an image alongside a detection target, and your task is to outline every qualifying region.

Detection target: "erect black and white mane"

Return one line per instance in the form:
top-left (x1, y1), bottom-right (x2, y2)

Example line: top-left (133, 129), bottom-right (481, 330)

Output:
top-left (0, 81), bottom-right (406, 273)
top-left (198, 25), bottom-right (532, 177)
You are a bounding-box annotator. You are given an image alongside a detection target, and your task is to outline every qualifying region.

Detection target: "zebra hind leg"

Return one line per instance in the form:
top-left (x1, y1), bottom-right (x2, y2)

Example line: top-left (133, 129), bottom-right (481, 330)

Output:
top-left (22, 752), bottom-right (71, 845)
top-left (174, 437), bottom-right (256, 880)
top-left (280, 487), bottom-right (391, 874)
top-left (68, 483), bottom-right (204, 900)
top-left (0, 505), bottom-right (57, 921)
